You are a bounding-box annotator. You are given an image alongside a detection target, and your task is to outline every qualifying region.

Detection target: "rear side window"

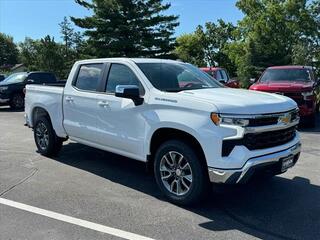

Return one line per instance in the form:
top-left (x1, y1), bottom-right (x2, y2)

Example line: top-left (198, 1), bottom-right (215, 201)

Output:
top-left (106, 64), bottom-right (144, 94)
top-left (74, 64), bottom-right (104, 91)
top-left (220, 70), bottom-right (229, 81)
top-left (28, 73), bottom-right (56, 84)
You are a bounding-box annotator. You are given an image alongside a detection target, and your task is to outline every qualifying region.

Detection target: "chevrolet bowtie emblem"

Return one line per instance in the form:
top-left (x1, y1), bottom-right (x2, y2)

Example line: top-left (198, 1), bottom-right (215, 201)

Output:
top-left (279, 114), bottom-right (291, 124)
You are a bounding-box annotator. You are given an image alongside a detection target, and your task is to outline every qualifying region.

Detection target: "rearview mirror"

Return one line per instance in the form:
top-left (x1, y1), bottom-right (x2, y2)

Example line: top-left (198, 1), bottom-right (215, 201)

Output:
top-left (115, 85), bottom-right (143, 106)
top-left (249, 78), bottom-right (257, 84)
top-left (26, 79), bottom-right (35, 84)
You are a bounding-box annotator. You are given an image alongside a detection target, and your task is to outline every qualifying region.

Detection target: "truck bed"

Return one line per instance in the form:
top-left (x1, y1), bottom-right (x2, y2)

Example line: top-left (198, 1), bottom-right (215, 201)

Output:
top-left (25, 84), bottom-right (66, 137)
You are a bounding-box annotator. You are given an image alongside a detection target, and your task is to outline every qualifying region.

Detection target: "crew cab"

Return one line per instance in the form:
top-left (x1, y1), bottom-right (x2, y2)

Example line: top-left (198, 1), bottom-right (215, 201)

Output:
top-left (200, 67), bottom-right (239, 88)
top-left (0, 72), bottom-right (58, 109)
top-left (250, 66), bottom-right (320, 126)
top-left (25, 58), bottom-right (301, 205)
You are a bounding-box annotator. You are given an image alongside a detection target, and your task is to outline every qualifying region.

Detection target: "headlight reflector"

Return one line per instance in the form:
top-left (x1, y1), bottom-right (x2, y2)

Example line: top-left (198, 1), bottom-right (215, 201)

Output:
top-left (211, 113), bottom-right (249, 127)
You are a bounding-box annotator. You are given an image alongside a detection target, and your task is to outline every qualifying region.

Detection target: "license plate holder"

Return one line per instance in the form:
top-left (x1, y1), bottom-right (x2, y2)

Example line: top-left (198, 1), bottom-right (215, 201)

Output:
top-left (281, 155), bottom-right (295, 172)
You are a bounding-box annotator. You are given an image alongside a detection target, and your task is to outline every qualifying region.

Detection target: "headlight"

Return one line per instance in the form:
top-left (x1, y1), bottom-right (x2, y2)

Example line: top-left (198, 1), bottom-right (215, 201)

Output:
top-left (211, 113), bottom-right (249, 127)
top-left (0, 86), bottom-right (8, 91)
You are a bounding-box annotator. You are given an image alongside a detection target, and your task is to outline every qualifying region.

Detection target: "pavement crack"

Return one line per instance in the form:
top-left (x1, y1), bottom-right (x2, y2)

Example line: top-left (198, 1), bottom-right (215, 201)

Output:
top-left (0, 168), bottom-right (38, 197)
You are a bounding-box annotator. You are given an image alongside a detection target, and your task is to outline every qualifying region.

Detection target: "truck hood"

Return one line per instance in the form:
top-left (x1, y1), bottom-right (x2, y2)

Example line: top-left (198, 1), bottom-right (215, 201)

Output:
top-left (250, 81), bottom-right (314, 92)
top-left (180, 88), bottom-right (297, 114)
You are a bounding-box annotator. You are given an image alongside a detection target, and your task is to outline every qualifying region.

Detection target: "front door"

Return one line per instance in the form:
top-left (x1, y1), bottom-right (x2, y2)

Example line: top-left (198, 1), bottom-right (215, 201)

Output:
top-left (95, 63), bottom-right (146, 159)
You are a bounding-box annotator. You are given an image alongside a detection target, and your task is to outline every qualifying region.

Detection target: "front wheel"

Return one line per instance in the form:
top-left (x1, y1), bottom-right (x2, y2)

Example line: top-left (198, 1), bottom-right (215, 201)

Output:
top-left (10, 93), bottom-right (24, 110)
top-left (154, 140), bottom-right (209, 205)
top-left (34, 117), bottom-right (63, 157)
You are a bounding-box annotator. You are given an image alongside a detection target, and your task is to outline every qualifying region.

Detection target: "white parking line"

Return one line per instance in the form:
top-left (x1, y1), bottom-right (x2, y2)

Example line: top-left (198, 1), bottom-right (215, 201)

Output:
top-left (0, 197), bottom-right (154, 240)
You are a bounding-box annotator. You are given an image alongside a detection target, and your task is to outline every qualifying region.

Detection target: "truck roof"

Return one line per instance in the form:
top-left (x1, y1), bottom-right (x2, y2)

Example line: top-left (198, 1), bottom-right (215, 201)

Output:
top-left (75, 58), bottom-right (181, 65)
top-left (200, 67), bottom-right (224, 71)
top-left (267, 65), bottom-right (313, 70)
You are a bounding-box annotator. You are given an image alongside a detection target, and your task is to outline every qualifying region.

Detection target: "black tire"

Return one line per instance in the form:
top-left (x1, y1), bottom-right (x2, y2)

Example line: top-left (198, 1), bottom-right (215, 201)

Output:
top-left (34, 116), bottom-right (63, 157)
top-left (154, 140), bottom-right (210, 205)
top-left (10, 93), bottom-right (24, 110)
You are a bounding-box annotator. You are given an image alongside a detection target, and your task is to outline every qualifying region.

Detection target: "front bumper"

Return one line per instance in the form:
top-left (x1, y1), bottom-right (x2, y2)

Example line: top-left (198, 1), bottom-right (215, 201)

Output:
top-left (208, 142), bottom-right (301, 184)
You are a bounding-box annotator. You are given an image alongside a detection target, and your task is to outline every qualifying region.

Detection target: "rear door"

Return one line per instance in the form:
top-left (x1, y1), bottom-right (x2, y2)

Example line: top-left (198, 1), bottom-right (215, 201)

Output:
top-left (63, 63), bottom-right (106, 142)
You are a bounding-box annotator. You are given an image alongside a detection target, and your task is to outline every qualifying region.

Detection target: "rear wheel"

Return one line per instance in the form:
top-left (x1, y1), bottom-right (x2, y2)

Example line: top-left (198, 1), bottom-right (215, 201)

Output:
top-left (10, 93), bottom-right (24, 110)
top-left (154, 140), bottom-right (209, 205)
top-left (34, 117), bottom-right (63, 157)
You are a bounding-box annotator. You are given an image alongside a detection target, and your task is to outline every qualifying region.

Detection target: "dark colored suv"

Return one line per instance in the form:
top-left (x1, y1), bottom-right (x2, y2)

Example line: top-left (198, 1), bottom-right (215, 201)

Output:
top-left (0, 74), bottom-right (6, 82)
top-left (0, 72), bottom-right (57, 109)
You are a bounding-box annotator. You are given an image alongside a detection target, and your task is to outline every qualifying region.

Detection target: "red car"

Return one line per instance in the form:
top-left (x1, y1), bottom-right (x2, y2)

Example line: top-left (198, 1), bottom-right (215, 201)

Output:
top-left (250, 66), bottom-right (320, 126)
top-left (200, 67), bottom-right (239, 88)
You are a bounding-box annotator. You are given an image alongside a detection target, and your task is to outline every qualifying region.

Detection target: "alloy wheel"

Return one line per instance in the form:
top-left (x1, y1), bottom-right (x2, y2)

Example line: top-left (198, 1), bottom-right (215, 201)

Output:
top-left (159, 151), bottom-right (193, 196)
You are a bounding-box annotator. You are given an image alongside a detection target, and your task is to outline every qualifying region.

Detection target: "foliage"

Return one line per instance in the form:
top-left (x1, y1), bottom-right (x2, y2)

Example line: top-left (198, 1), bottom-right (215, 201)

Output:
top-left (174, 33), bottom-right (206, 66)
top-left (174, 20), bottom-right (237, 76)
top-left (0, 33), bottom-right (19, 70)
top-left (19, 36), bottom-right (65, 77)
top-left (71, 0), bottom-right (179, 58)
top-left (227, 0), bottom-right (320, 87)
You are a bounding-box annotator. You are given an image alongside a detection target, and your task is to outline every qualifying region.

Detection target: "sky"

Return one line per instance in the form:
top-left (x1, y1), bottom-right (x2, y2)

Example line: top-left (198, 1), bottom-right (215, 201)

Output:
top-left (0, 0), bottom-right (244, 43)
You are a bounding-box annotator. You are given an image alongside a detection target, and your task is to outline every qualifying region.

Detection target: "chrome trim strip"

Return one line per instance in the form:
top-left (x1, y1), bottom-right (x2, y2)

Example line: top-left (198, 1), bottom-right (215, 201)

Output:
top-left (220, 108), bottom-right (299, 119)
top-left (208, 142), bottom-right (301, 184)
top-left (244, 119), bottom-right (299, 133)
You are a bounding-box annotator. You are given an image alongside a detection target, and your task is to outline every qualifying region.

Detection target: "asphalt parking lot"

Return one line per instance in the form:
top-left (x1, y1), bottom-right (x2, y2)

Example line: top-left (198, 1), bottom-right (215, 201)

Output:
top-left (0, 106), bottom-right (319, 240)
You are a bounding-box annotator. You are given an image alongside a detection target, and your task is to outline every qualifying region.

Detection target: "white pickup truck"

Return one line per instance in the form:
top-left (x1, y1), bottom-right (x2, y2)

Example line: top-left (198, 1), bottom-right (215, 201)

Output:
top-left (25, 58), bottom-right (301, 205)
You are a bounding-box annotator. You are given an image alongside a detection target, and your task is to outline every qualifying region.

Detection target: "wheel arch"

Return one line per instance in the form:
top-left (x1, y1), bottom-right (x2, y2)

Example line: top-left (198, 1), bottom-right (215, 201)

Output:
top-left (148, 127), bottom-right (207, 171)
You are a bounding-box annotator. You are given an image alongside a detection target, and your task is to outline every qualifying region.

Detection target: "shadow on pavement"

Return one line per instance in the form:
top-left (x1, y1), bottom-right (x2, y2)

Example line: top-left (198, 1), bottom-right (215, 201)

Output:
top-left (298, 112), bottom-right (320, 133)
top-left (0, 106), bottom-right (23, 112)
top-left (53, 143), bottom-right (320, 240)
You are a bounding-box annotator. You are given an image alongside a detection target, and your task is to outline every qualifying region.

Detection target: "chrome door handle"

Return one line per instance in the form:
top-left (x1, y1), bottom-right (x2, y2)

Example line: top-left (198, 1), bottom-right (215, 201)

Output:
top-left (98, 101), bottom-right (109, 107)
top-left (65, 96), bottom-right (74, 102)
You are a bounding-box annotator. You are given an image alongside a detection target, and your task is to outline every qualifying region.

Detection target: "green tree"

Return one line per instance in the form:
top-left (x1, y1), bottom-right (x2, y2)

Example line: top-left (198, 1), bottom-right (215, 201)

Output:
top-left (174, 33), bottom-right (206, 66)
top-left (71, 0), bottom-right (179, 58)
top-left (196, 20), bottom-right (237, 76)
top-left (0, 33), bottom-right (19, 70)
top-left (59, 17), bottom-right (74, 57)
top-left (227, 0), bottom-right (319, 87)
top-left (19, 36), bottom-right (65, 78)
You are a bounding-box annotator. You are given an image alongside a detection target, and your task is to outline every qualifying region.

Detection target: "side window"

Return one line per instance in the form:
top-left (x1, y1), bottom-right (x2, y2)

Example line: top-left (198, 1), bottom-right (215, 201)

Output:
top-left (74, 64), bottom-right (104, 91)
top-left (220, 70), bottom-right (229, 81)
top-left (39, 73), bottom-right (56, 83)
top-left (215, 71), bottom-right (223, 81)
top-left (28, 73), bottom-right (41, 83)
top-left (106, 64), bottom-right (144, 94)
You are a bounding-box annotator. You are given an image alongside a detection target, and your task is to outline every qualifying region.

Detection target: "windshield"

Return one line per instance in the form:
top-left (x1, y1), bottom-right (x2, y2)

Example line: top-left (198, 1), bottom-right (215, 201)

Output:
top-left (260, 69), bottom-right (312, 82)
top-left (137, 62), bottom-right (223, 92)
top-left (2, 73), bottom-right (27, 84)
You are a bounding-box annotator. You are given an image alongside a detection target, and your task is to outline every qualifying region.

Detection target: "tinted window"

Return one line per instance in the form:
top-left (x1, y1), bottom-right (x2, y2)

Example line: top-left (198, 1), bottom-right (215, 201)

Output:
top-left (28, 73), bottom-right (56, 84)
top-left (220, 70), bottom-right (229, 81)
top-left (138, 62), bottom-right (222, 92)
top-left (260, 69), bottom-right (312, 82)
top-left (106, 64), bottom-right (143, 94)
top-left (74, 64), bottom-right (104, 91)
top-left (216, 71), bottom-right (223, 81)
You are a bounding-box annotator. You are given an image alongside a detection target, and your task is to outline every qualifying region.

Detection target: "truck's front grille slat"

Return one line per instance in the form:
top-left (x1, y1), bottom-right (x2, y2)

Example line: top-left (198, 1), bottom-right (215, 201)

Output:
top-left (222, 126), bottom-right (297, 157)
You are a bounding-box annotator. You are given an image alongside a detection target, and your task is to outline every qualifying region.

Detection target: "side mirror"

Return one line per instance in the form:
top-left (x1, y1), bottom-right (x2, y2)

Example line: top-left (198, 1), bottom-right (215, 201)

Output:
top-left (26, 79), bottom-right (35, 84)
top-left (115, 85), bottom-right (143, 106)
top-left (249, 78), bottom-right (257, 84)
top-left (219, 79), bottom-right (227, 84)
